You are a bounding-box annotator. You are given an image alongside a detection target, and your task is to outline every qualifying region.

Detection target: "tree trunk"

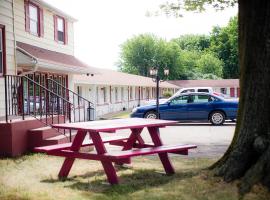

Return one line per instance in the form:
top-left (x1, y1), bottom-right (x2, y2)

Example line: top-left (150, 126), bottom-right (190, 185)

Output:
top-left (212, 0), bottom-right (270, 194)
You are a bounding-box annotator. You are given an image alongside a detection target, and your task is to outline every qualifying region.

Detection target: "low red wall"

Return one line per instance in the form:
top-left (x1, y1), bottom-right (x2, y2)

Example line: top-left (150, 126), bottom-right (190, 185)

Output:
top-left (0, 119), bottom-right (46, 157)
top-left (0, 116), bottom-right (64, 157)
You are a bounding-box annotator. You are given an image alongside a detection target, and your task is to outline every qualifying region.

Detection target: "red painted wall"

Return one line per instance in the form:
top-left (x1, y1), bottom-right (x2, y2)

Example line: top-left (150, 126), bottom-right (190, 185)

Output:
top-left (0, 116), bottom-right (64, 157)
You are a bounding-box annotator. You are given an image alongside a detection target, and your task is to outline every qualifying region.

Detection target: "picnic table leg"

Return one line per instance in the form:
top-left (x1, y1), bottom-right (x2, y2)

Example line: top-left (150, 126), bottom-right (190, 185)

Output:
top-left (89, 131), bottom-right (119, 184)
top-left (58, 130), bottom-right (87, 178)
top-left (116, 128), bottom-right (144, 165)
top-left (147, 127), bottom-right (175, 175)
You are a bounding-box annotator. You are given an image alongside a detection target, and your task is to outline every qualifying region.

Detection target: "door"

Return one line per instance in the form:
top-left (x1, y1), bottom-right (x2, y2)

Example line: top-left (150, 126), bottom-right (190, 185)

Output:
top-left (187, 94), bottom-right (213, 120)
top-left (161, 95), bottom-right (189, 120)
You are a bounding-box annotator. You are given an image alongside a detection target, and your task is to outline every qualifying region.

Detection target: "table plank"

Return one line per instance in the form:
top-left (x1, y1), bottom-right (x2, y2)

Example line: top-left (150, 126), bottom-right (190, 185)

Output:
top-left (52, 118), bottom-right (177, 132)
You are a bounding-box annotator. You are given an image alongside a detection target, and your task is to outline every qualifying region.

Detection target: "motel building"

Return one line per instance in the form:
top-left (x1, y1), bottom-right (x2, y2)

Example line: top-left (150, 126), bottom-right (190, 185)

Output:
top-left (0, 0), bottom-right (178, 157)
top-left (168, 79), bottom-right (240, 98)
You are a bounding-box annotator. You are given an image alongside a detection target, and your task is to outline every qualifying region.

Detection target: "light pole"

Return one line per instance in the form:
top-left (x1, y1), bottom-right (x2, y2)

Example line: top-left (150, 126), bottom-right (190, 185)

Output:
top-left (150, 67), bottom-right (169, 119)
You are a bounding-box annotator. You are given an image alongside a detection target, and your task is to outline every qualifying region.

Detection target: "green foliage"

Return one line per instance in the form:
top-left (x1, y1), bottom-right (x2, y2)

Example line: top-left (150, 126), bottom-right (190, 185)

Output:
top-left (159, 0), bottom-right (237, 17)
top-left (118, 34), bottom-right (184, 80)
top-left (209, 16), bottom-right (239, 78)
top-left (118, 16), bottom-right (238, 80)
top-left (172, 34), bottom-right (210, 51)
top-left (197, 53), bottom-right (223, 77)
top-left (162, 91), bottom-right (173, 98)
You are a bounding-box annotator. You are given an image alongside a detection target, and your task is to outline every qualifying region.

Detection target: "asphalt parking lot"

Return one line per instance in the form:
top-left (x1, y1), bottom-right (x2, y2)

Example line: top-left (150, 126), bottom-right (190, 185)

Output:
top-left (103, 122), bottom-right (235, 159)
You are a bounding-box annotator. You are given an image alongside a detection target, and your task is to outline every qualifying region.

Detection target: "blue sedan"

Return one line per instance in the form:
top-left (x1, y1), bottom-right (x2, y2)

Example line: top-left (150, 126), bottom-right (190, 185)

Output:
top-left (130, 92), bottom-right (238, 125)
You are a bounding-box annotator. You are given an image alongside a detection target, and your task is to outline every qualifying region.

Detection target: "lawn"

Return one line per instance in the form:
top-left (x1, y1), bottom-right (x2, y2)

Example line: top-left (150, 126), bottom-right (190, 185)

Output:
top-left (0, 154), bottom-right (269, 200)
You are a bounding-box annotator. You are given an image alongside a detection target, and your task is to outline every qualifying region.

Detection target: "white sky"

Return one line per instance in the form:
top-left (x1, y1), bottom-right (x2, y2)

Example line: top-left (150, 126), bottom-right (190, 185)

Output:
top-left (44, 0), bottom-right (238, 70)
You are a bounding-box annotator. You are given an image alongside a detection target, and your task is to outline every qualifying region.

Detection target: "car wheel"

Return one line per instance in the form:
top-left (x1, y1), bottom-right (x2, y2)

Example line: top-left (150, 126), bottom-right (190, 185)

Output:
top-left (210, 111), bottom-right (225, 125)
top-left (144, 111), bottom-right (158, 119)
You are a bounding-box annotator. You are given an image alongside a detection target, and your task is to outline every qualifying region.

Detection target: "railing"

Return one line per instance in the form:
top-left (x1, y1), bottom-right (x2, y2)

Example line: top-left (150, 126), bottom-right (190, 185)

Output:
top-left (4, 74), bottom-right (95, 141)
top-left (47, 78), bottom-right (95, 122)
top-left (4, 74), bottom-right (72, 122)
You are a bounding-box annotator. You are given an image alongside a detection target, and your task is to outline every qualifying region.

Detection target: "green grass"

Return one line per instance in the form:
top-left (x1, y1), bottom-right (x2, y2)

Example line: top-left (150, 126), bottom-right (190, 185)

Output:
top-left (0, 154), bottom-right (269, 200)
top-left (111, 111), bottom-right (131, 119)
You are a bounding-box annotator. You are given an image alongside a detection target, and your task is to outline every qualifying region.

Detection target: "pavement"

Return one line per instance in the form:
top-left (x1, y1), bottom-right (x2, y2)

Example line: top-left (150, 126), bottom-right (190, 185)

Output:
top-left (101, 122), bottom-right (235, 159)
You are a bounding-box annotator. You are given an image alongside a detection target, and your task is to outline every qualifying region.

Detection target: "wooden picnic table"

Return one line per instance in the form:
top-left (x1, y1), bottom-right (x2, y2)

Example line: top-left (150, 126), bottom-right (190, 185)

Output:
top-left (34, 118), bottom-right (197, 184)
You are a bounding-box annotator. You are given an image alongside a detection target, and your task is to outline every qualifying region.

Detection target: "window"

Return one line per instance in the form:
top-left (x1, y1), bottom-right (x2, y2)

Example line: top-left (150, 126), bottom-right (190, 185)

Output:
top-left (54, 15), bottom-right (68, 44)
top-left (77, 86), bottom-right (82, 104)
top-left (121, 87), bottom-right (124, 101)
top-left (190, 95), bottom-right (210, 103)
top-left (129, 87), bottom-right (133, 100)
top-left (115, 87), bottom-right (119, 102)
top-left (0, 26), bottom-right (5, 76)
top-left (220, 88), bottom-right (227, 94)
top-left (25, 1), bottom-right (43, 37)
top-left (96, 87), bottom-right (99, 104)
top-left (103, 87), bottom-right (107, 103)
top-left (29, 4), bottom-right (38, 34)
top-left (181, 89), bottom-right (195, 93)
top-left (57, 17), bottom-right (64, 42)
top-left (197, 89), bottom-right (209, 93)
top-left (170, 95), bottom-right (189, 105)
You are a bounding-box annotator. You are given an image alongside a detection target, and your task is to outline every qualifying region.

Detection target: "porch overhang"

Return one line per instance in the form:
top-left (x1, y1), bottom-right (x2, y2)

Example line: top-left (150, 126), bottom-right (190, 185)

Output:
top-left (16, 42), bottom-right (100, 75)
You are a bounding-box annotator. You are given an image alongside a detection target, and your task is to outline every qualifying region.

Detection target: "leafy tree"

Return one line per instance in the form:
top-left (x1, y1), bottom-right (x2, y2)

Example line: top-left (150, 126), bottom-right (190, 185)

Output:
top-left (196, 52), bottom-right (223, 77)
top-left (209, 16), bottom-right (239, 78)
top-left (118, 34), bottom-right (184, 80)
top-left (160, 0), bottom-right (270, 194)
top-left (172, 34), bottom-right (210, 51)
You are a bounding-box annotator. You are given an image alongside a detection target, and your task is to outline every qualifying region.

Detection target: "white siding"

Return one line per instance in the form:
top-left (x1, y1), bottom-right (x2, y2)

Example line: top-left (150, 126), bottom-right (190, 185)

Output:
top-left (0, 0), bottom-right (16, 117)
top-left (14, 0), bottom-right (74, 55)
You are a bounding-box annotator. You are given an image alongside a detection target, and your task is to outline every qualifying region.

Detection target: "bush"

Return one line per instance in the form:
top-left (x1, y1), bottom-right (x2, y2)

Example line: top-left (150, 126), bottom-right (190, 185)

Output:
top-left (163, 91), bottom-right (173, 98)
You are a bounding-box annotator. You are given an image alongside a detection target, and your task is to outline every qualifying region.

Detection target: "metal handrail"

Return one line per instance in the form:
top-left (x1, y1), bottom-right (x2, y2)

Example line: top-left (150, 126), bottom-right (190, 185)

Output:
top-left (23, 75), bottom-right (72, 105)
top-left (47, 78), bottom-right (94, 107)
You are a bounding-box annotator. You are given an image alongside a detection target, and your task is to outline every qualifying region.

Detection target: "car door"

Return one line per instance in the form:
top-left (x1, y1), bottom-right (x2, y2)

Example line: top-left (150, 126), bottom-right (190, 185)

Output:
top-left (187, 94), bottom-right (213, 120)
top-left (162, 95), bottom-right (189, 120)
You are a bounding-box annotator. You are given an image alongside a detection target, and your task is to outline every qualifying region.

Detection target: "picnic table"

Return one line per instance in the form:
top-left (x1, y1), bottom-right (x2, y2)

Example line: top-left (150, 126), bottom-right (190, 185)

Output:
top-left (34, 118), bottom-right (197, 184)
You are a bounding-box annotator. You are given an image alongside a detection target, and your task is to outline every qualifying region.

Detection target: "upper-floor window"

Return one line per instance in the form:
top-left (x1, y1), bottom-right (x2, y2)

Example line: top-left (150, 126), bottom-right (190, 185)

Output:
top-left (54, 16), bottom-right (68, 44)
top-left (25, 1), bottom-right (44, 37)
top-left (29, 4), bottom-right (38, 35)
top-left (0, 25), bottom-right (5, 76)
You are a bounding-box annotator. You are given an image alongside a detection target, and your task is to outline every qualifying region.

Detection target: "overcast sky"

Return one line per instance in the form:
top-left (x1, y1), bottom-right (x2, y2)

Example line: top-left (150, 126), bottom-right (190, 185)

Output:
top-left (44, 0), bottom-right (238, 70)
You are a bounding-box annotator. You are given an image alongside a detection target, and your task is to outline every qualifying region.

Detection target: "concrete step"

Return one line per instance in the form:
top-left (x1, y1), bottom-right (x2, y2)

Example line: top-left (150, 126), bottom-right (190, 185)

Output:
top-left (41, 131), bottom-right (77, 146)
top-left (28, 127), bottom-right (76, 150)
top-left (28, 126), bottom-right (61, 140)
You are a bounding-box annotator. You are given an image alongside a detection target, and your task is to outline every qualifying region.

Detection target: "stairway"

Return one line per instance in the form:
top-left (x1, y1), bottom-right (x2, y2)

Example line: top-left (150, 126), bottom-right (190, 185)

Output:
top-left (28, 126), bottom-right (77, 150)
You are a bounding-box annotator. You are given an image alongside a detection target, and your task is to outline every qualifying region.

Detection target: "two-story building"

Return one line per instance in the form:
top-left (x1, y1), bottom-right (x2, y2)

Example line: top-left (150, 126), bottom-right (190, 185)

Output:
top-left (0, 0), bottom-right (99, 117)
top-left (0, 0), bottom-right (100, 156)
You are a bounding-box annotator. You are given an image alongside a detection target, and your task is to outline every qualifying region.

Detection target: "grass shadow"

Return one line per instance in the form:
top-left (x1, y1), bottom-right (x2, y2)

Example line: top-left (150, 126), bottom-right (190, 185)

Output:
top-left (66, 169), bottom-right (199, 196)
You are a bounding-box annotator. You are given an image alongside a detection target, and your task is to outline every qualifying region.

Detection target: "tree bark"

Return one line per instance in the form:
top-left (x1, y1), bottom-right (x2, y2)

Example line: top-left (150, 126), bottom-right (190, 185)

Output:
top-left (212, 0), bottom-right (270, 194)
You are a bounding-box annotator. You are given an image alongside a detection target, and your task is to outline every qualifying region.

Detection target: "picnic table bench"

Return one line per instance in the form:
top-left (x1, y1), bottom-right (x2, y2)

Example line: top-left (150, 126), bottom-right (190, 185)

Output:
top-left (34, 118), bottom-right (197, 184)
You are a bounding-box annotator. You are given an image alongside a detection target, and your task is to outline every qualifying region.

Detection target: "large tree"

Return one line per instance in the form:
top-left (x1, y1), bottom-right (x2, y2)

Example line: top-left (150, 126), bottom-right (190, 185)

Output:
top-left (118, 34), bottom-right (184, 80)
top-left (160, 0), bottom-right (270, 194)
top-left (209, 16), bottom-right (239, 79)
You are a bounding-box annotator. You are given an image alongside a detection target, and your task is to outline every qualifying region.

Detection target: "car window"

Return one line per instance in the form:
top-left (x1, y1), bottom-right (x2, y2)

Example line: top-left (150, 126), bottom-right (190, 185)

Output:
top-left (189, 95), bottom-right (210, 103)
top-left (170, 95), bottom-right (189, 105)
top-left (197, 89), bottom-right (209, 93)
top-left (181, 89), bottom-right (195, 93)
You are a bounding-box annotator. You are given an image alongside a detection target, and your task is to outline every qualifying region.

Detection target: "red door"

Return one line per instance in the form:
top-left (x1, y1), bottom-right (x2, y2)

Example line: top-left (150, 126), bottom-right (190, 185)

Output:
top-left (230, 88), bottom-right (235, 97)
top-left (237, 88), bottom-right (240, 97)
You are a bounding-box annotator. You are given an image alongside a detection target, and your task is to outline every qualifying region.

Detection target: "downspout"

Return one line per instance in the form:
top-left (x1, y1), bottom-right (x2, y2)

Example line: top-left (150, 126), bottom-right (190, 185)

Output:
top-left (12, 0), bottom-right (17, 75)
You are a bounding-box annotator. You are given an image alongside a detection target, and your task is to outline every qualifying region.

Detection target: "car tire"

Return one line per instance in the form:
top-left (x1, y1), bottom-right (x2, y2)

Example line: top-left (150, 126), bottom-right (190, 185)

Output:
top-left (144, 111), bottom-right (158, 119)
top-left (210, 111), bottom-right (225, 125)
